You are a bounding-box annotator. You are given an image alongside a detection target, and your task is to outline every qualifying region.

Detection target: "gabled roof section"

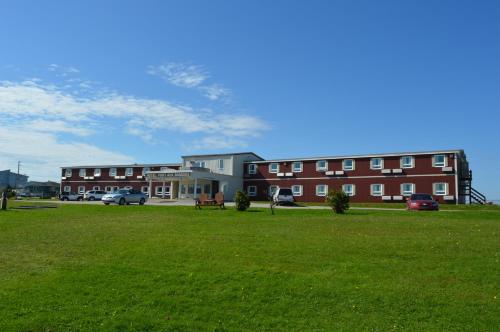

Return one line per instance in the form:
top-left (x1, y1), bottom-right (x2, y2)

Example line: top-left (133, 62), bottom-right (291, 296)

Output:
top-left (181, 152), bottom-right (264, 160)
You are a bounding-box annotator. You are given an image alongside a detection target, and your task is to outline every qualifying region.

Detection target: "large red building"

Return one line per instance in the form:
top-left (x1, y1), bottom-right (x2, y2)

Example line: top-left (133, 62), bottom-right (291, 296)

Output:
top-left (60, 149), bottom-right (484, 204)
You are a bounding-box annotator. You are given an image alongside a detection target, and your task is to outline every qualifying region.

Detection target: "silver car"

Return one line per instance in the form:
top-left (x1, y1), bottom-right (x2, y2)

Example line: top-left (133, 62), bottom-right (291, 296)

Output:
top-left (101, 189), bottom-right (148, 205)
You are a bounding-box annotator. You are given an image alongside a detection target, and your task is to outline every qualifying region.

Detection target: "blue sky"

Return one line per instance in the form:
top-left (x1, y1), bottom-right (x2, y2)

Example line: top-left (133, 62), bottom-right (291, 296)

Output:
top-left (0, 1), bottom-right (499, 199)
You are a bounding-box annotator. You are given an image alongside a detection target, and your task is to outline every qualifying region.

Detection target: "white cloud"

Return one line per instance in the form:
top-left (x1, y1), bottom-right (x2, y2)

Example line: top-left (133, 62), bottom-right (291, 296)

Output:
top-left (48, 64), bottom-right (80, 76)
top-left (188, 136), bottom-right (248, 151)
top-left (147, 63), bottom-right (207, 88)
top-left (200, 84), bottom-right (231, 101)
top-left (25, 119), bottom-right (94, 136)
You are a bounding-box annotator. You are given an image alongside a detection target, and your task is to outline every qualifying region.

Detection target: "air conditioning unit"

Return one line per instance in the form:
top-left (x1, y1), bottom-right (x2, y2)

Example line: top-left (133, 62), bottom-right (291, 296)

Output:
top-left (61, 177), bottom-right (66, 180)
top-left (136, 175), bottom-right (143, 179)
top-left (382, 195), bottom-right (392, 200)
top-left (325, 171), bottom-right (335, 176)
top-left (392, 169), bottom-right (403, 174)
top-left (277, 172), bottom-right (285, 177)
top-left (444, 195), bottom-right (455, 201)
top-left (381, 169), bottom-right (392, 174)
top-left (285, 172), bottom-right (293, 177)
top-left (442, 167), bottom-right (453, 172)
top-left (335, 171), bottom-right (345, 175)
top-left (392, 195), bottom-right (404, 200)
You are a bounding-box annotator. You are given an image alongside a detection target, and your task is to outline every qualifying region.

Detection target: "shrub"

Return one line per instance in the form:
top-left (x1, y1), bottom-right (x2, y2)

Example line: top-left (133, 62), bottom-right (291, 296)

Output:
top-left (234, 190), bottom-right (251, 211)
top-left (325, 189), bottom-right (350, 214)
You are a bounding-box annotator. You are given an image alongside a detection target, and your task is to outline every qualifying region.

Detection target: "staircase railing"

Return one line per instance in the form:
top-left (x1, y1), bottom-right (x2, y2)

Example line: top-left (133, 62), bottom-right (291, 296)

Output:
top-left (470, 187), bottom-right (486, 204)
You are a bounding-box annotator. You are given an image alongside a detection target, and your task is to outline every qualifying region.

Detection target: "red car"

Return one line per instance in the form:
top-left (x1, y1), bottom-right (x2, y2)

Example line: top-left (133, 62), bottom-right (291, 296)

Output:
top-left (406, 193), bottom-right (439, 211)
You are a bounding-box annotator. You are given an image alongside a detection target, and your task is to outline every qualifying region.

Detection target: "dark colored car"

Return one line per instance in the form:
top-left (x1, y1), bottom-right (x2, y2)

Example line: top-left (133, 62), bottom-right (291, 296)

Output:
top-left (406, 193), bottom-right (439, 211)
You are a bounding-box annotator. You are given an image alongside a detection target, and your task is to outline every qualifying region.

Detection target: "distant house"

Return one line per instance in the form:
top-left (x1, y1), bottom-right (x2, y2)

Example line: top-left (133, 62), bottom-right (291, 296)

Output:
top-left (23, 181), bottom-right (60, 198)
top-left (0, 170), bottom-right (28, 190)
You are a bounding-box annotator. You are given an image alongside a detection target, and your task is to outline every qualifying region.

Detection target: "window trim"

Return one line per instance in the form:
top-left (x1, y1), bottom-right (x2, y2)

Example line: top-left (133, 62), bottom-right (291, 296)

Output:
top-left (78, 186), bottom-right (85, 194)
top-left (218, 159), bottom-right (225, 170)
top-left (65, 169), bottom-right (72, 177)
top-left (292, 161), bottom-right (303, 173)
top-left (79, 168), bottom-right (86, 177)
top-left (141, 186), bottom-right (149, 193)
top-left (342, 184), bottom-right (356, 196)
top-left (109, 168), bottom-right (117, 177)
top-left (401, 156), bottom-right (415, 169)
top-left (370, 183), bottom-right (384, 196)
top-left (247, 185), bottom-right (257, 196)
top-left (316, 160), bottom-right (328, 172)
top-left (291, 185), bottom-right (303, 196)
top-left (342, 159), bottom-right (355, 171)
top-left (401, 183), bottom-right (415, 196)
top-left (269, 185), bottom-right (278, 196)
top-left (155, 186), bottom-right (164, 194)
top-left (125, 167), bottom-right (133, 177)
top-left (63, 185), bottom-right (71, 192)
top-left (105, 186), bottom-right (112, 193)
top-left (432, 154), bottom-right (447, 168)
top-left (269, 163), bottom-right (279, 174)
top-left (142, 167), bottom-right (150, 176)
top-left (94, 168), bottom-right (101, 177)
top-left (248, 164), bottom-right (257, 175)
top-left (370, 158), bottom-right (384, 170)
top-left (92, 186), bottom-right (100, 191)
top-left (316, 184), bottom-right (328, 196)
top-left (433, 182), bottom-right (448, 196)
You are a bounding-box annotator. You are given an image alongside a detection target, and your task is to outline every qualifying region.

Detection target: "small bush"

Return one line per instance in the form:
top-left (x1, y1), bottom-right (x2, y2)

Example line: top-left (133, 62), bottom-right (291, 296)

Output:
top-left (326, 189), bottom-right (350, 214)
top-left (234, 190), bottom-right (251, 211)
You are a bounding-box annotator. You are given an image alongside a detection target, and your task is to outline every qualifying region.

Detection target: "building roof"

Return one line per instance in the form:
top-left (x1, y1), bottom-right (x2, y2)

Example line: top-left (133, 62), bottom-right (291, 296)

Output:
top-left (181, 152), bottom-right (264, 160)
top-left (60, 163), bottom-right (181, 169)
top-left (243, 149), bottom-right (465, 164)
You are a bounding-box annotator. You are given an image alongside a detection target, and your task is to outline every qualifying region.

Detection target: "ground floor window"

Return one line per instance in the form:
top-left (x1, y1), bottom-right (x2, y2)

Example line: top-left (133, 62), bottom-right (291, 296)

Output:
top-left (142, 186), bottom-right (149, 193)
top-left (433, 183), bottom-right (448, 195)
top-left (401, 183), bottom-right (415, 196)
top-left (342, 184), bottom-right (355, 196)
top-left (269, 185), bottom-right (278, 196)
top-left (370, 184), bottom-right (384, 196)
top-left (93, 186), bottom-right (100, 191)
top-left (204, 184), bottom-right (211, 195)
top-left (63, 185), bottom-right (71, 192)
top-left (247, 186), bottom-right (257, 196)
top-left (156, 186), bottom-right (163, 195)
top-left (113, 186), bottom-right (119, 192)
top-left (78, 186), bottom-right (85, 194)
top-left (105, 186), bottom-right (112, 192)
top-left (291, 185), bottom-right (302, 196)
top-left (316, 184), bottom-right (327, 196)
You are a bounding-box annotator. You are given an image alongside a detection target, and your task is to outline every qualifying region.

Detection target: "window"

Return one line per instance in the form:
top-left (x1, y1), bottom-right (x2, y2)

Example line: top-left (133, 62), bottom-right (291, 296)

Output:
top-left (269, 163), bottom-right (279, 173)
top-left (94, 168), bottom-right (101, 177)
top-left (371, 184), bottom-right (384, 196)
top-left (370, 158), bottom-right (383, 170)
top-left (343, 159), bottom-right (355, 171)
top-left (433, 183), bottom-right (447, 196)
top-left (78, 186), bottom-right (85, 194)
top-left (193, 161), bottom-right (206, 168)
top-left (93, 186), bottom-right (100, 191)
top-left (105, 186), bottom-right (112, 193)
top-left (155, 186), bottom-right (163, 194)
top-left (141, 186), bottom-right (149, 193)
top-left (247, 185), bottom-right (257, 196)
top-left (79, 168), bottom-right (86, 177)
top-left (342, 184), bottom-right (355, 196)
top-left (401, 156), bottom-right (414, 168)
top-left (203, 184), bottom-right (211, 194)
top-left (316, 184), bottom-right (328, 196)
top-left (112, 186), bottom-right (119, 192)
top-left (126, 167), bottom-right (133, 176)
top-left (401, 183), bottom-right (415, 196)
top-left (269, 185), bottom-right (278, 196)
top-left (188, 184), bottom-right (194, 194)
top-left (142, 167), bottom-right (150, 176)
top-left (291, 185), bottom-right (303, 196)
top-left (316, 160), bottom-right (328, 171)
top-left (64, 169), bottom-right (72, 177)
top-left (433, 155), bottom-right (447, 167)
top-left (248, 164), bottom-right (257, 174)
top-left (109, 168), bottom-right (117, 177)
top-left (292, 162), bottom-right (303, 173)
top-left (218, 159), bottom-right (225, 170)
top-left (63, 185), bottom-right (71, 192)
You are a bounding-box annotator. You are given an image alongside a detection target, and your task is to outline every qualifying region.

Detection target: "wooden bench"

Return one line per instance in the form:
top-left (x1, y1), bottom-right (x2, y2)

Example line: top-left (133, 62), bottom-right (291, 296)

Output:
top-left (195, 192), bottom-right (225, 209)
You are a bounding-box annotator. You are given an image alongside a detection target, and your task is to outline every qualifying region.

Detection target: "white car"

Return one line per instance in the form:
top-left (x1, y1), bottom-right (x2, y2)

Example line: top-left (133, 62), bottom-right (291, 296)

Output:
top-left (84, 190), bottom-right (107, 201)
top-left (60, 192), bottom-right (83, 201)
top-left (272, 188), bottom-right (295, 205)
top-left (102, 189), bottom-right (148, 205)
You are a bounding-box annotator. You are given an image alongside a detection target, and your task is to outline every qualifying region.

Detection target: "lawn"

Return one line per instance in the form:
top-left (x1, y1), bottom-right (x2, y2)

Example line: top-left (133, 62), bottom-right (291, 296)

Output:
top-left (0, 203), bottom-right (498, 331)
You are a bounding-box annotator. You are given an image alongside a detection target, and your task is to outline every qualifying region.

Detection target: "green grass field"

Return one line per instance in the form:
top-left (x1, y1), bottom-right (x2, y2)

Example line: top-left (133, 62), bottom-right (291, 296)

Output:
top-left (0, 203), bottom-right (499, 331)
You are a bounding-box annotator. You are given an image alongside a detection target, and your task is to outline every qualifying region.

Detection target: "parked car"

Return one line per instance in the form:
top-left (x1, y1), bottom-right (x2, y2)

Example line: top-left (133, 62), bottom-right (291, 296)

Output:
top-left (406, 193), bottom-right (439, 211)
top-left (101, 189), bottom-right (148, 205)
top-left (272, 187), bottom-right (295, 205)
top-left (60, 192), bottom-right (83, 201)
top-left (84, 190), bottom-right (107, 201)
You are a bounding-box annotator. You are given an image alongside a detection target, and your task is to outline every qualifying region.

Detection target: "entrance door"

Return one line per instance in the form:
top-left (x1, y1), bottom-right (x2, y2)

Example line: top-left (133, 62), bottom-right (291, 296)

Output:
top-left (164, 186), bottom-right (171, 199)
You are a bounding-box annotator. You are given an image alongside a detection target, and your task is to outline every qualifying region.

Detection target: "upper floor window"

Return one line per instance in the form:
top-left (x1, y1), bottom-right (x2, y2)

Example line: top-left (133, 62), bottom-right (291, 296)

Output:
top-left (401, 156), bottom-right (414, 168)
top-left (433, 183), bottom-right (448, 196)
top-left (401, 183), bottom-right (415, 196)
top-left (126, 167), bottom-right (133, 176)
top-left (316, 184), bottom-right (328, 196)
top-left (433, 155), bottom-right (447, 167)
top-left (248, 164), bottom-right (257, 175)
top-left (218, 159), bottom-right (225, 170)
top-left (371, 184), bottom-right (384, 196)
top-left (292, 185), bottom-right (303, 196)
top-left (79, 169), bottom-right (86, 177)
top-left (292, 161), bottom-right (303, 173)
top-left (247, 185), bottom-right (257, 196)
top-left (64, 169), bottom-right (72, 177)
top-left (109, 168), bottom-right (117, 177)
top-left (142, 167), bottom-right (150, 175)
top-left (316, 160), bottom-right (328, 171)
top-left (160, 166), bottom-right (169, 171)
top-left (343, 159), bottom-right (355, 171)
top-left (94, 168), bottom-right (101, 177)
top-left (269, 163), bottom-right (279, 173)
top-left (342, 184), bottom-right (355, 196)
top-left (370, 158), bottom-right (383, 170)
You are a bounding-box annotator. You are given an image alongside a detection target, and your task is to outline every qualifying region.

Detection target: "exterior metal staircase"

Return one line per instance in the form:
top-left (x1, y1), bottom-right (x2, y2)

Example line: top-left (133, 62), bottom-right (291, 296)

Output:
top-left (462, 170), bottom-right (487, 204)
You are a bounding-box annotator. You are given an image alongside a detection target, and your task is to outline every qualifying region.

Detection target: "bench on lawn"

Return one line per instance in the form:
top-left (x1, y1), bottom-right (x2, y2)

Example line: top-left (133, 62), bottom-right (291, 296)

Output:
top-left (195, 192), bottom-right (225, 209)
